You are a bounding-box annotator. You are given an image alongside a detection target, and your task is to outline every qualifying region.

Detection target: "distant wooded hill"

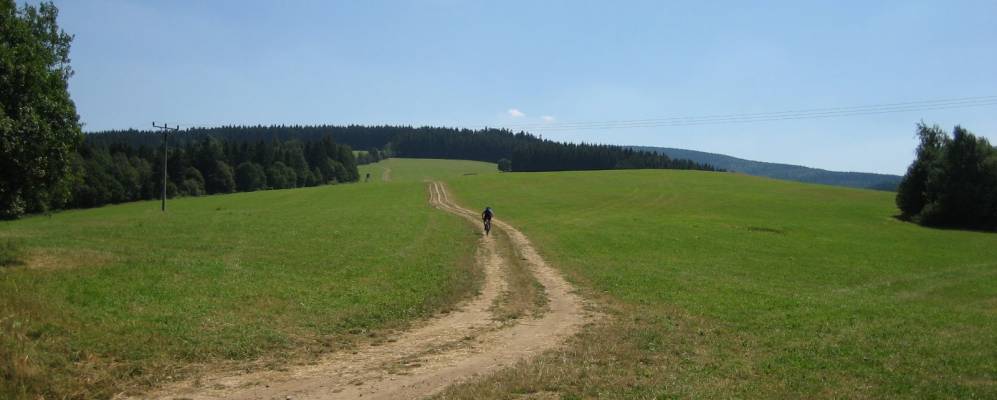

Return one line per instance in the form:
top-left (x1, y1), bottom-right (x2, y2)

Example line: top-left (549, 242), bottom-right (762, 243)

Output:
top-left (89, 126), bottom-right (719, 173)
top-left (634, 146), bottom-right (902, 191)
top-left (52, 126), bottom-right (719, 214)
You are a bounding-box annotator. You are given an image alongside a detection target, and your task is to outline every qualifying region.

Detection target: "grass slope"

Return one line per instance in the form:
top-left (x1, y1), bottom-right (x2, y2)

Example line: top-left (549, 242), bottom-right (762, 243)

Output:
top-left (446, 169), bottom-right (997, 398)
top-left (0, 180), bottom-right (480, 399)
top-left (359, 157), bottom-right (497, 183)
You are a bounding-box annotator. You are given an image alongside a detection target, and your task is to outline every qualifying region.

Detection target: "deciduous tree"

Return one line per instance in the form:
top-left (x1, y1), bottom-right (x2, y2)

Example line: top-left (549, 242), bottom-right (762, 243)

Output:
top-left (0, 1), bottom-right (81, 218)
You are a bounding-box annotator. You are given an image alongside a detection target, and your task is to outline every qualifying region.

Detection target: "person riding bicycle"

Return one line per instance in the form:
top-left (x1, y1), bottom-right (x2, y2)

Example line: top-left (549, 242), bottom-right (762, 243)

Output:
top-left (482, 206), bottom-right (494, 234)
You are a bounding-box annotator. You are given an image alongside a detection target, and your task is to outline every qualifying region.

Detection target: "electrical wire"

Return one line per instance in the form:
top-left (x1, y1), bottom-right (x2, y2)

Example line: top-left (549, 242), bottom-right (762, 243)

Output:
top-left (153, 95), bottom-right (997, 132)
top-left (490, 96), bottom-right (997, 131)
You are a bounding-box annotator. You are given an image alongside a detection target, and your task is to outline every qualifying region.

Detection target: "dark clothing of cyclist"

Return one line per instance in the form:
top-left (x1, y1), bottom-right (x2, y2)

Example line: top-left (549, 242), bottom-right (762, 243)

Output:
top-left (482, 207), bottom-right (494, 235)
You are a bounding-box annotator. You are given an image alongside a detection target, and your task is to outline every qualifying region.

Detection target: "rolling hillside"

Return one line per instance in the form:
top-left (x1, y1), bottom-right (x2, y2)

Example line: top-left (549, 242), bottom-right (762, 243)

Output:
top-left (635, 146), bottom-right (903, 191)
top-left (0, 163), bottom-right (495, 398)
top-left (3, 159), bottom-right (994, 399)
top-left (446, 166), bottom-right (996, 398)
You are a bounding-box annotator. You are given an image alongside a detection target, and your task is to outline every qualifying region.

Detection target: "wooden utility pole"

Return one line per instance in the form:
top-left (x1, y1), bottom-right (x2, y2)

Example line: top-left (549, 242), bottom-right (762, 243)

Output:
top-left (152, 122), bottom-right (179, 211)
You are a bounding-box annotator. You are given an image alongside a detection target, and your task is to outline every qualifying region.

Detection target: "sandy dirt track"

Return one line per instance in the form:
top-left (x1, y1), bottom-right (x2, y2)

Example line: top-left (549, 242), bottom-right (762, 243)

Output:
top-left (129, 181), bottom-right (590, 400)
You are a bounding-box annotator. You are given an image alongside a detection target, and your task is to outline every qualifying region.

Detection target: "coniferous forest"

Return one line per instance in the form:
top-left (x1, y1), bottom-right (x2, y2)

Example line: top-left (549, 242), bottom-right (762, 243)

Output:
top-left (388, 128), bottom-right (717, 171)
top-left (68, 135), bottom-right (363, 210)
top-left (89, 126), bottom-right (717, 169)
top-left (46, 125), bottom-right (720, 213)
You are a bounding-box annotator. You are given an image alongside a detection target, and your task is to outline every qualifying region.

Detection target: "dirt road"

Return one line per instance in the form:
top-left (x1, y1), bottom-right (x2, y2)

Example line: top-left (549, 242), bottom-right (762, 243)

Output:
top-left (132, 181), bottom-right (589, 399)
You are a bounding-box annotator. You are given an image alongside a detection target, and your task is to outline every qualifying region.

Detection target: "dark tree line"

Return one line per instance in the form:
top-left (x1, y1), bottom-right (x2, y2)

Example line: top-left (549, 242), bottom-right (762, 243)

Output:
top-left (90, 125), bottom-right (718, 173)
top-left (61, 124), bottom-right (718, 213)
top-left (390, 127), bottom-right (719, 172)
top-left (87, 125), bottom-right (399, 151)
top-left (896, 123), bottom-right (997, 231)
top-left (68, 135), bottom-right (359, 209)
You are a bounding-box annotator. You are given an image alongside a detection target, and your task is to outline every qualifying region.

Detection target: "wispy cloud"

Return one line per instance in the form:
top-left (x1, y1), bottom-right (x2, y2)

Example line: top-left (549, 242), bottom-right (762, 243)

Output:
top-left (541, 115), bottom-right (556, 123)
top-left (507, 108), bottom-right (525, 118)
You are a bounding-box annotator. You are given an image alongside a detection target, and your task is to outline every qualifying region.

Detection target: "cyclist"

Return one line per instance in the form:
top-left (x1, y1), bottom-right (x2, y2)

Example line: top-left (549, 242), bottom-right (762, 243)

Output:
top-left (482, 206), bottom-right (494, 235)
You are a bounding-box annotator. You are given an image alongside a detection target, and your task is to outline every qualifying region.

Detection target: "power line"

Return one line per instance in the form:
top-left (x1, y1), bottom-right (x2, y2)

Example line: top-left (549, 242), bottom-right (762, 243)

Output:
top-left (526, 100), bottom-right (997, 131)
top-left (138, 95), bottom-right (997, 133)
top-left (500, 95), bottom-right (997, 128)
top-left (495, 96), bottom-right (997, 129)
top-left (490, 95), bottom-right (997, 131)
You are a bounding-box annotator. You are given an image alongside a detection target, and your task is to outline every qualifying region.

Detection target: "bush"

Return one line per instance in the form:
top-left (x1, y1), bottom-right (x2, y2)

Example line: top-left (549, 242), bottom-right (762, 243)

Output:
top-left (235, 162), bottom-right (267, 191)
top-left (0, 239), bottom-right (25, 267)
top-left (180, 167), bottom-right (206, 196)
top-left (180, 179), bottom-right (205, 196)
top-left (266, 162), bottom-right (297, 189)
top-left (206, 161), bottom-right (236, 194)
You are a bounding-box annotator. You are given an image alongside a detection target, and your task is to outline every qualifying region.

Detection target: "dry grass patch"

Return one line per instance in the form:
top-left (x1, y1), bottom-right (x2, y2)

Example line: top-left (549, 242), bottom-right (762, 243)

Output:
top-left (490, 228), bottom-right (547, 322)
top-left (23, 248), bottom-right (115, 270)
top-left (435, 298), bottom-right (744, 400)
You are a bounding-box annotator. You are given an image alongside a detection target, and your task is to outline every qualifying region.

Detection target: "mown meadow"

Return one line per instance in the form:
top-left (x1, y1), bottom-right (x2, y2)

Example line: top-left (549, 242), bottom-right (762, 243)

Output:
top-left (0, 164), bottom-right (491, 399)
top-left (359, 157), bottom-right (498, 183)
top-left (444, 168), bottom-right (997, 399)
top-left (4, 157), bottom-right (994, 399)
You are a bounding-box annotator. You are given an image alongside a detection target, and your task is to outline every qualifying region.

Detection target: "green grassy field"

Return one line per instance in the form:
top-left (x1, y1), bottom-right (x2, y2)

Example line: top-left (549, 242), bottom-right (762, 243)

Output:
top-left (445, 169), bottom-right (997, 398)
top-left (3, 158), bottom-right (994, 399)
top-left (0, 175), bottom-right (482, 398)
top-left (359, 157), bottom-right (497, 183)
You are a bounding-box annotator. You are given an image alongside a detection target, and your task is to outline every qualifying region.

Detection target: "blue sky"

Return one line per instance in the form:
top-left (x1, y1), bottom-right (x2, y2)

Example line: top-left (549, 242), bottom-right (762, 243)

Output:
top-left (49, 0), bottom-right (997, 174)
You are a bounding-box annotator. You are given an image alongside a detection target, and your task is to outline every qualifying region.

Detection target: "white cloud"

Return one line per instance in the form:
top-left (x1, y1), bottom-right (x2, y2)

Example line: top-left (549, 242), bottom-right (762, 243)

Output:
top-left (507, 108), bottom-right (525, 118)
top-left (541, 115), bottom-right (556, 123)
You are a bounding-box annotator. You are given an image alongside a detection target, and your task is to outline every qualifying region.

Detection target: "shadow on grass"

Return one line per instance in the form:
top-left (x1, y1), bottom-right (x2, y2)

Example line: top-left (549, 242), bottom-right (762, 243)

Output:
top-left (892, 214), bottom-right (997, 234)
top-left (0, 238), bottom-right (25, 267)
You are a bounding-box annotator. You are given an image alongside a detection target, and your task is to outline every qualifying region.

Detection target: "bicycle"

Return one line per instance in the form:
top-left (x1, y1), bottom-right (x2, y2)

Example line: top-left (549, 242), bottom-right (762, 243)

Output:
top-left (482, 206), bottom-right (494, 236)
